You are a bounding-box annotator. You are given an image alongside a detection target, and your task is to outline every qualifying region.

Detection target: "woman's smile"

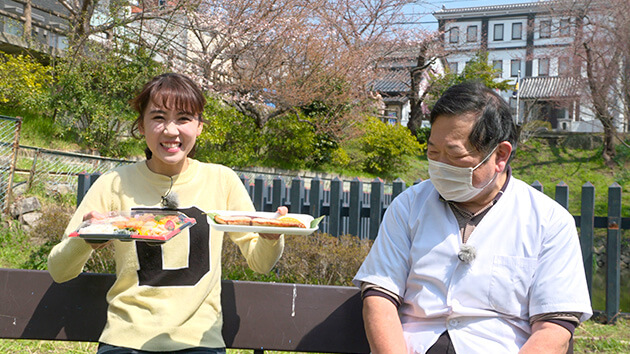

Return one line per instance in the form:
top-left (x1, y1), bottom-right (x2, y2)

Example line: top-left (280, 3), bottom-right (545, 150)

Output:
top-left (138, 99), bottom-right (203, 176)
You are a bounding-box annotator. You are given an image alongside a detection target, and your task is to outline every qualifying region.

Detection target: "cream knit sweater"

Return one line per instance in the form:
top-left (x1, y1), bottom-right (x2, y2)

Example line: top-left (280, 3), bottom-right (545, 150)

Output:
top-left (48, 159), bottom-right (284, 351)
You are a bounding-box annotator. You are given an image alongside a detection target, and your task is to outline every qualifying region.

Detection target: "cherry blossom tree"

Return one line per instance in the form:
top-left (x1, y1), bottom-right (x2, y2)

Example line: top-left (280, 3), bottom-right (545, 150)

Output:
top-left (551, 0), bottom-right (630, 165)
top-left (178, 0), bottom-right (418, 138)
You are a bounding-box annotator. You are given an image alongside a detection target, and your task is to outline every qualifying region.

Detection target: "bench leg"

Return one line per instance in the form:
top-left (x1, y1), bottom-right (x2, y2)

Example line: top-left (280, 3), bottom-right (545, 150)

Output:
top-left (253, 350), bottom-right (264, 354)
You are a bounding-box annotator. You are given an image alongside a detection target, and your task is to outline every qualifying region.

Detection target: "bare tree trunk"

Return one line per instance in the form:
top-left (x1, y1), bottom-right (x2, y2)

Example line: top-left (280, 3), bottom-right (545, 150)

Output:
top-left (583, 42), bottom-right (618, 165)
top-left (23, 0), bottom-right (32, 40)
top-left (407, 65), bottom-right (425, 137)
top-left (602, 120), bottom-right (616, 165)
top-left (407, 43), bottom-right (432, 136)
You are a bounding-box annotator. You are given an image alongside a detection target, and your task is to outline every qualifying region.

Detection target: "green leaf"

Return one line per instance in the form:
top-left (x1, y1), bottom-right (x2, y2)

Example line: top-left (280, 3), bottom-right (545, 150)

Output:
top-left (205, 212), bottom-right (220, 224)
top-left (310, 215), bottom-right (325, 229)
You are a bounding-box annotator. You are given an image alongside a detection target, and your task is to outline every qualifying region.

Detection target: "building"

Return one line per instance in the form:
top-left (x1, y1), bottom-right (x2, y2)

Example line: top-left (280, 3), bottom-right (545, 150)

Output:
top-left (0, 0), bottom-right (69, 58)
top-left (433, 1), bottom-right (622, 133)
top-left (370, 48), bottom-right (444, 127)
top-left (0, 0), bottom-right (184, 63)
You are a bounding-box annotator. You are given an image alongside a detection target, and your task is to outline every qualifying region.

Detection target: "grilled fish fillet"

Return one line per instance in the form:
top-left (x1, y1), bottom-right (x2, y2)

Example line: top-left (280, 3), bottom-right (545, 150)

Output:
top-left (214, 215), bottom-right (306, 228)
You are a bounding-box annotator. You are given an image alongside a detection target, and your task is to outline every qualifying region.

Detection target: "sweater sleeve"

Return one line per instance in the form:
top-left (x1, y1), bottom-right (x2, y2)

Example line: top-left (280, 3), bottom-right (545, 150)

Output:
top-left (47, 173), bottom-right (114, 283)
top-left (223, 170), bottom-right (284, 274)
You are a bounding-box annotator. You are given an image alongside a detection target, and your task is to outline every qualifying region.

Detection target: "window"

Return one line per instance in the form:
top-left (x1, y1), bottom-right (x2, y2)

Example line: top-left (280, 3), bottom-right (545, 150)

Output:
top-left (2, 16), bottom-right (24, 36)
top-left (560, 19), bottom-right (570, 36)
top-left (384, 109), bottom-right (398, 125)
top-left (467, 25), bottom-right (477, 42)
top-left (558, 57), bottom-right (571, 76)
top-left (538, 58), bottom-right (550, 76)
top-left (49, 32), bottom-right (68, 50)
top-left (540, 20), bottom-right (551, 38)
top-left (511, 59), bottom-right (521, 77)
top-left (448, 61), bottom-right (458, 73)
top-left (512, 23), bottom-right (522, 40)
top-left (492, 60), bottom-right (503, 77)
top-left (449, 27), bottom-right (459, 43)
top-left (494, 24), bottom-right (504, 41)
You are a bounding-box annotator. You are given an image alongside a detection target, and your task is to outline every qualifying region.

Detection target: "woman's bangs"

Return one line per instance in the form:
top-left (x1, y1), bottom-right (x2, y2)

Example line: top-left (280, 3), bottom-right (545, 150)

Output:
top-left (153, 85), bottom-right (203, 116)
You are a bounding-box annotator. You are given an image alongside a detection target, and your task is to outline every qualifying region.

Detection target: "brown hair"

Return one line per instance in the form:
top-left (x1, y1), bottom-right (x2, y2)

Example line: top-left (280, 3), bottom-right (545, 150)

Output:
top-left (130, 73), bottom-right (206, 159)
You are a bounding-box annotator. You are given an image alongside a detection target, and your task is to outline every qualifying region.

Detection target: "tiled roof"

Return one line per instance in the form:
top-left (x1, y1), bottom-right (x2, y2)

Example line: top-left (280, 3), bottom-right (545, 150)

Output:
top-left (433, 1), bottom-right (551, 18)
top-left (371, 68), bottom-right (411, 94)
top-left (518, 76), bottom-right (581, 99)
top-left (382, 95), bottom-right (409, 104)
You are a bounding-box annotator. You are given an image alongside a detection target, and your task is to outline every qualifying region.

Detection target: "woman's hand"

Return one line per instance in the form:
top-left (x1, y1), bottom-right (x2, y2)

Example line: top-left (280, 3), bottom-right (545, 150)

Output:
top-left (82, 211), bottom-right (112, 249)
top-left (259, 206), bottom-right (288, 240)
top-left (83, 211), bottom-right (107, 221)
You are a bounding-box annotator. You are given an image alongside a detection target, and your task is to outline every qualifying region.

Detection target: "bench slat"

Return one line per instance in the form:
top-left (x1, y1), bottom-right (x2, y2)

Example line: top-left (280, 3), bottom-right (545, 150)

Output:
top-left (0, 268), bottom-right (369, 353)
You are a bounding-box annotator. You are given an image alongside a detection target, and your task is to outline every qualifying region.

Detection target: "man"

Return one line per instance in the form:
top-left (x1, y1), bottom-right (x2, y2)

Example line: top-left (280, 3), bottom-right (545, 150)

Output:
top-left (353, 81), bottom-right (592, 353)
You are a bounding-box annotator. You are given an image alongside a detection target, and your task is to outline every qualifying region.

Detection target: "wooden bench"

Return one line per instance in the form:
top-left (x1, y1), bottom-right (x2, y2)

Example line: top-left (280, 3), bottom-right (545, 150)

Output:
top-left (0, 268), bottom-right (369, 353)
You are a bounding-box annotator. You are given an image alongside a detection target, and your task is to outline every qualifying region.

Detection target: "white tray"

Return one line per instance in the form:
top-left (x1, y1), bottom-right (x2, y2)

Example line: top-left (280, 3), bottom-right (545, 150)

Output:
top-left (207, 210), bottom-right (320, 236)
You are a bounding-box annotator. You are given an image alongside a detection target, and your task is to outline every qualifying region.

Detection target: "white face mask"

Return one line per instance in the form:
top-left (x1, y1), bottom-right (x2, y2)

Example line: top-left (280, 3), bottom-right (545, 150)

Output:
top-left (428, 146), bottom-right (498, 202)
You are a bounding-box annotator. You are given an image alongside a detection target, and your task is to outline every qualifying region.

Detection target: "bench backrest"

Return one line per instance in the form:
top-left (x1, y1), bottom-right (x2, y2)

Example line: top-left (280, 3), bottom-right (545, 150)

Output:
top-left (0, 268), bottom-right (369, 353)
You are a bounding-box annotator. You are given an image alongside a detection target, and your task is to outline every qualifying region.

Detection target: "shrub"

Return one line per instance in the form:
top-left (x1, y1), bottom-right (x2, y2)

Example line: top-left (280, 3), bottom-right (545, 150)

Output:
top-left (356, 117), bottom-right (423, 179)
top-left (21, 204), bottom-right (74, 270)
top-left (0, 53), bottom-right (51, 113)
top-left (414, 126), bottom-right (431, 152)
top-left (222, 233), bottom-right (372, 286)
top-left (197, 97), bottom-right (261, 166)
top-left (51, 48), bottom-right (165, 157)
top-left (261, 113), bottom-right (318, 170)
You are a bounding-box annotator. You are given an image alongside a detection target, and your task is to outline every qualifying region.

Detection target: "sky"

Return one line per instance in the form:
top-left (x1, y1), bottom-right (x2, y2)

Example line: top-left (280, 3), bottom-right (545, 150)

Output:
top-left (405, 0), bottom-right (539, 31)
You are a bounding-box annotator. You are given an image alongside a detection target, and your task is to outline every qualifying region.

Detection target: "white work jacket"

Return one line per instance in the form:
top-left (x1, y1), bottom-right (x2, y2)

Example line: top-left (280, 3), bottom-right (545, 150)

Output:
top-left (354, 177), bottom-right (592, 353)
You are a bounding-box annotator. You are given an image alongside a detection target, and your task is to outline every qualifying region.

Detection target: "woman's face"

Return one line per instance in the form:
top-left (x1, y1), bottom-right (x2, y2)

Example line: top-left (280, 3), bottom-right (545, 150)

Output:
top-left (138, 99), bottom-right (203, 176)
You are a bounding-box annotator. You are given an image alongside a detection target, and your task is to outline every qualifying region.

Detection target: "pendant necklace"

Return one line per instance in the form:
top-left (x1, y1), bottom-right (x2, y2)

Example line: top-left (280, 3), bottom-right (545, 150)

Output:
top-left (160, 176), bottom-right (179, 209)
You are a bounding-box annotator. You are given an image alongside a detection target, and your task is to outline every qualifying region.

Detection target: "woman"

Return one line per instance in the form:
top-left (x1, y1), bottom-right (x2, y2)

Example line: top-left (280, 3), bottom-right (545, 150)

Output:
top-left (48, 73), bottom-right (285, 353)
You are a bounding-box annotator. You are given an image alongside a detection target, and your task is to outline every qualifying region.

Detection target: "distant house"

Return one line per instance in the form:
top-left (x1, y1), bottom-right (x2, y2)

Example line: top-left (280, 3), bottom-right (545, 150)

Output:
top-left (433, 1), bottom-right (626, 133)
top-left (371, 48), bottom-right (445, 127)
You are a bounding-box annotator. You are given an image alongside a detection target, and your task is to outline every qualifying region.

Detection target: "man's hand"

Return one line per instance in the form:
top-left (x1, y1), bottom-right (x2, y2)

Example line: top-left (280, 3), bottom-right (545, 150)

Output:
top-left (363, 295), bottom-right (407, 354)
top-left (519, 321), bottom-right (571, 354)
top-left (258, 206), bottom-right (288, 240)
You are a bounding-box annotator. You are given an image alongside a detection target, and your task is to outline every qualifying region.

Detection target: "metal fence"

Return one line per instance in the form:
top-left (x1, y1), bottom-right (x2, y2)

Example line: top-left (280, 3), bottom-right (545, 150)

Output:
top-left (16, 145), bottom-right (133, 193)
top-left (0, 115), bottom-right (21, 212)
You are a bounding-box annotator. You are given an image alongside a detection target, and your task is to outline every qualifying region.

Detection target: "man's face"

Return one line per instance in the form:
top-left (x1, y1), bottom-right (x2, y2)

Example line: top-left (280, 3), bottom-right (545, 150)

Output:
top-left (427, 113), bottom-right (498, 189)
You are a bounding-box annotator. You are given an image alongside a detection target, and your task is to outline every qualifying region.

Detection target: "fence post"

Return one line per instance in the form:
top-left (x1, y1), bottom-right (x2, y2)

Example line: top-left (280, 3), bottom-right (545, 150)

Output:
top-left (272, 176), bottom-right (286, 210)
top-left (531, 180), bottom-right (543, 192)
top-left (290, 176), bottom-right (304, 214)
top-left (76, 172), bottom-right (101, 206)
top-left (4, 117), bottom-right (21, 213)
top-left (77, 173), bottom-right (89, 206)
top-left (580, 182), bottom-right (595, 300)
top-left (240, 174), bottom-right (251, 197)
top-left (392, 178), bottom-right (406, 201)
top-left (26, 149), bottom-right (41, 191)
top-left (369, 178), bottom-right (384, 240)
top-left (329, 177), bottom-right (343, 237)
top-left (348, 178), bottom-right (363, 237)
top-left (605, 183), bottom-right (622, 324)
top-left (309, 177), bottom-right (322, 218)
top-left (555, 181), bottom-right (569, 210)
top-left (253, 176), bottom-right (265, 211)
